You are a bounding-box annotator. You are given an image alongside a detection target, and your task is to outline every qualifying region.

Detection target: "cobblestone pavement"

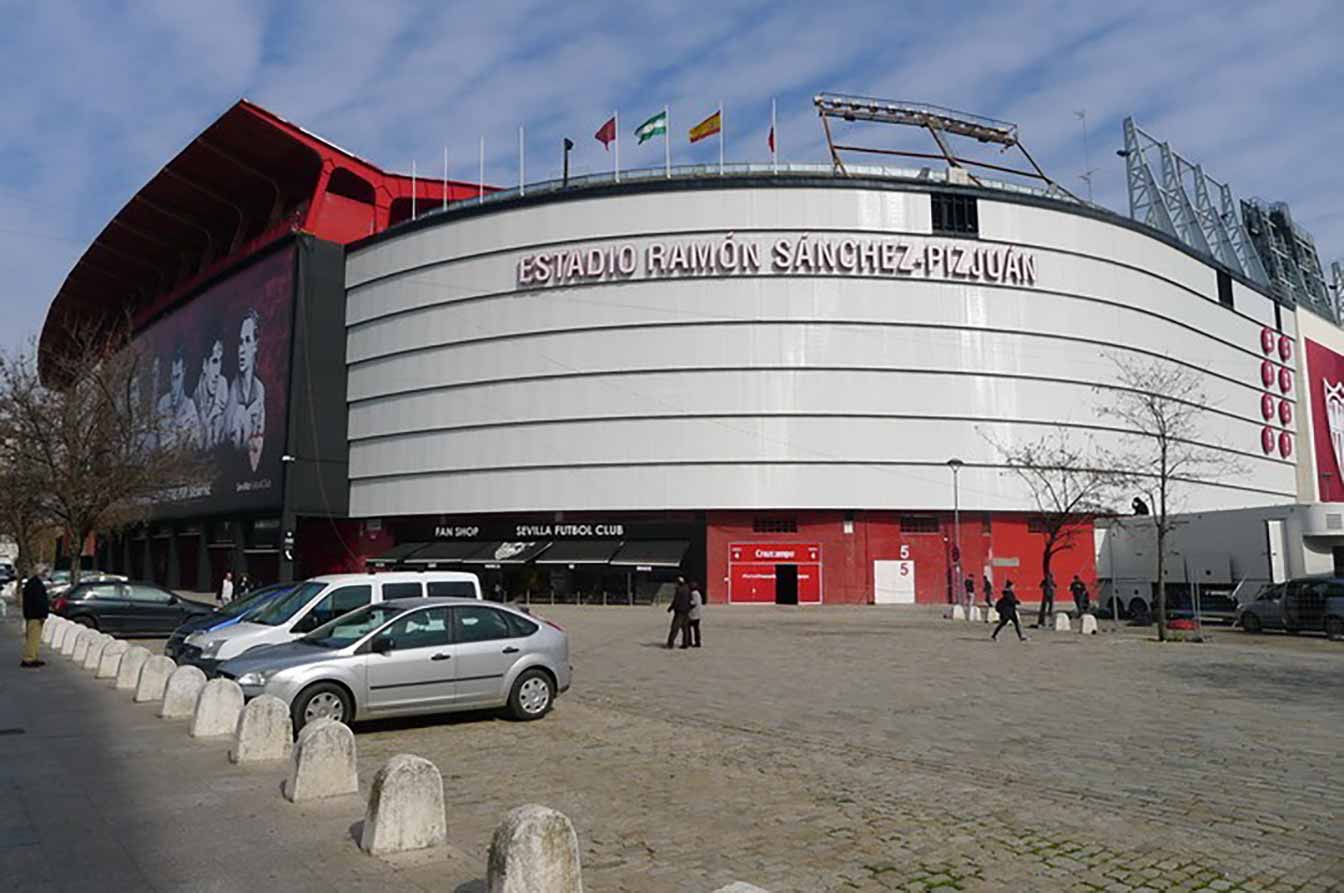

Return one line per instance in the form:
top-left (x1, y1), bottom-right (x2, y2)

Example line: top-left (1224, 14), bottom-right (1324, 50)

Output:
top-left (4, 607), bottom-right (1342, 892)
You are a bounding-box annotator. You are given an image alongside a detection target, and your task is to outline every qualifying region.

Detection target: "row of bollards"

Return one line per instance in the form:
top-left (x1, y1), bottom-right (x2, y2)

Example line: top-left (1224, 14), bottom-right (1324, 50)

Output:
top-left (42, 615), bottom-right (729, 892)
top-left (943, 603), bottom-right (1100, 633)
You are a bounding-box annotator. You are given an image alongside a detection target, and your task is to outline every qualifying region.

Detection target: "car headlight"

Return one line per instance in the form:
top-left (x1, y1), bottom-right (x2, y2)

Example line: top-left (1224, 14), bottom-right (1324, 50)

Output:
top-left (236, 669), bottom-right (279, 687)
top-left (199, 639), bottom-right (224, 657)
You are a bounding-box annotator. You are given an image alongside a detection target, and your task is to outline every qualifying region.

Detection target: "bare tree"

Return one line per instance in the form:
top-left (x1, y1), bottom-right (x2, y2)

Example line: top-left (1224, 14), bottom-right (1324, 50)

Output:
top-left (0, 448), bottom-right (56, 576)
top-left (1095, 355), bottom-right (1243, 642)
top-left (989, 428), bottom-right (1115, 593)
top-left (0, 319), bottom-right (210, 586)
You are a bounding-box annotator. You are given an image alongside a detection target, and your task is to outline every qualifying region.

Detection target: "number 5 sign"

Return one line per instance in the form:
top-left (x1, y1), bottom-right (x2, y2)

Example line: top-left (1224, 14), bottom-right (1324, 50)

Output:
top-left (873, 560), bottom-right (916, 604)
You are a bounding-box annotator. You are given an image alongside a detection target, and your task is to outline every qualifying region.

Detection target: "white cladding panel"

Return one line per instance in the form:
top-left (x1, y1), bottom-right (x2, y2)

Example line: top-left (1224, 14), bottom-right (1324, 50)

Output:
top-left (345, 183), bottom-right (1296, 518)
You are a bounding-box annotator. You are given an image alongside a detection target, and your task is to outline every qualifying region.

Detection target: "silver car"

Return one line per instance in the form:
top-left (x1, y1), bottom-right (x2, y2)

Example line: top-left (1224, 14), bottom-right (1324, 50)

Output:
top-left (217, 597), bottom-right (571, 730)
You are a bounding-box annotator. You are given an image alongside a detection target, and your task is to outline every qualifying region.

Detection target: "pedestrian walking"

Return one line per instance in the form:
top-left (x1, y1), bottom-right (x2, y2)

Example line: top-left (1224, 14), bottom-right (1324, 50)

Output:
top-left (219, 571), bottom-right (234, 605)
top-left (1035, 572), bottom-right (1056, 628)
top-left (1069, 574), bottom-right (1090, 616)
top-left (688, 581), bottom-right (704, 648)
top-left (962, 575), bottom-right (976, 616)
top-left (982, 574), bottom-right (994, 622)
top-left (666, 576), bottom-right (692, 649)
top-left (237, 573), bottom-right (253, 599)
top-left (20, 567), bottom-right (49, 668)
top-left (991, 580), bottom-right (1027, 642)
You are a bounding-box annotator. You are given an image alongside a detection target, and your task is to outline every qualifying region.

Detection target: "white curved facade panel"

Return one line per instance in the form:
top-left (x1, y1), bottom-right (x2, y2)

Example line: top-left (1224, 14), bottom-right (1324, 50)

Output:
top-left (345, 182), bottom-right (1297, 518)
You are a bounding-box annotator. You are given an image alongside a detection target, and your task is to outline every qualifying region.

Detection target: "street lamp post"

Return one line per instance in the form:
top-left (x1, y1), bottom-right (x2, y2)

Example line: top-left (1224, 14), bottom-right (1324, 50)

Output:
top-left (947, 458), bottom-right (964, 608)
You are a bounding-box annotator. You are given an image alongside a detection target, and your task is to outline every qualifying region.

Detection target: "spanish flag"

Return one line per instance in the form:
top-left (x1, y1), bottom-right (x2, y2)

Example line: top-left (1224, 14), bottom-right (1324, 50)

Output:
top-left (689, 110), bottom-right (721, 143)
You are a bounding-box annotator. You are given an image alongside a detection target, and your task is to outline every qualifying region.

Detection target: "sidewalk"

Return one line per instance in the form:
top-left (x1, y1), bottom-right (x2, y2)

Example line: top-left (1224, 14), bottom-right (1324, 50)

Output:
top-left (0, 617), bottom-right (479, 892)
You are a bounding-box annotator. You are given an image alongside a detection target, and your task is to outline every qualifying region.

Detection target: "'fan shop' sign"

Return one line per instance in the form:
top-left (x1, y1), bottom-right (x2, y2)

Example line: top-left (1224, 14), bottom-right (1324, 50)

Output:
top-left (728, 542), bottom-right (822, 604)
top-left (517, 233), bottom-right (1038, 288)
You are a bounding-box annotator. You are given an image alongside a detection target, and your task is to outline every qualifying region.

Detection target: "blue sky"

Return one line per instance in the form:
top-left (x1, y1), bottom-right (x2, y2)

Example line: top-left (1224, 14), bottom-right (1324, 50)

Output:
top-left (1, 0), bottom-right (1340, 352)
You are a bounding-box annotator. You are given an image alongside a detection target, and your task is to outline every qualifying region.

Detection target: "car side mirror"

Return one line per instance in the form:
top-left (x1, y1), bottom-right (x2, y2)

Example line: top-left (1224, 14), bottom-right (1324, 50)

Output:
top-left (372, 636), bottom-right (395, 655)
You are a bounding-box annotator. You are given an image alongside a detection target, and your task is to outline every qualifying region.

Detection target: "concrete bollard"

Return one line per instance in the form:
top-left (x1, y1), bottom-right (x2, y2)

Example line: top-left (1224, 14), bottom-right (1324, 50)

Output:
top-left (359, 754), bottom-right (447, 855)
top-left (51, 622), bottom-right (71, 651)
top-left (189, 678), bottom-right (244, 738)
top-left (486, 804), bottom-right (584, 893)
top-left (82, 634), bottom-right (112, 672)
top-left (134, 656), bottom-right (177, 703)
top-left (160, 665), bottom-right (208, 719)
top-left (97, 640), bottom-right (129, 679)
top-left (69, 629), bottom-right (93, 661)
top-left (966, 606), bottom-right (982, 622)
top-left (950, 604), bottom-right (966, 621)
top-left (987, 607), bottom-right (1000, 624)
top-left (1080, 614), bottom-right (1099, 635)
top-left (115, 646), bottom-right (152, 690)
top-left (230, 695), bottom-right (293, 764)
top-left (41, 618), bottom-right (58, 645)
top-left (713, 884), bottom-right (773, 893)
top-left (1054, 613), bottom-right (1071, 633)
top-left (284, 718), bottom-right (359, 802)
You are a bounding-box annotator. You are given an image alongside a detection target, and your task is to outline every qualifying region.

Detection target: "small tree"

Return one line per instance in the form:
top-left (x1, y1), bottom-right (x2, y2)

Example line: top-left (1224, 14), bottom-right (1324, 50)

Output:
top-left (1095, 355), bottom-right (1243, 642)
top-left (0, 320), bottom-right (209, 585)
top-left (990, 429), bottom-right (1114, 591)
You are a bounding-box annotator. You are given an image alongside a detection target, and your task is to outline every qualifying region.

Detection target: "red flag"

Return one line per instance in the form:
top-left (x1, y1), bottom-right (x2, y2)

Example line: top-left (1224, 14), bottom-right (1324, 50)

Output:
top-left (594, 116), bottom-right (616, 150)
top-left (767, 125), bottom-right (775, 153)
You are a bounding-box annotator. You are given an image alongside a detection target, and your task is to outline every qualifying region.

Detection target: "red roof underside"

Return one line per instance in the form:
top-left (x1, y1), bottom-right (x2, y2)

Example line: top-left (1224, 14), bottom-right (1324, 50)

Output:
top-left (40, 99), bottom-right (490, 376)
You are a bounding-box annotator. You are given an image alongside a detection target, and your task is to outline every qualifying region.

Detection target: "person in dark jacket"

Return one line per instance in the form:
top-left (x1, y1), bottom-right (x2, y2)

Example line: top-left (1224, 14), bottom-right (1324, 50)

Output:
top-left (666, 577), bottom-right (692, 649)
top-left (982, 574), bottom-right (994, 622)
top-left (992, 580), bottom-right (1027, 642)
top-left (20, 567), bottom-right (49, 668)
top-left (1035, 573), bottom-right (1056, 628)
top-left (1070, 574), bottom-right (1089, 616)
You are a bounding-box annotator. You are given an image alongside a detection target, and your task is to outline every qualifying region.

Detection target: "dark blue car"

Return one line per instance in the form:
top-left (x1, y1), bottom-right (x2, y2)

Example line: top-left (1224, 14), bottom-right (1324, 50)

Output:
top-left (164, 582), bottom-right (295, 659)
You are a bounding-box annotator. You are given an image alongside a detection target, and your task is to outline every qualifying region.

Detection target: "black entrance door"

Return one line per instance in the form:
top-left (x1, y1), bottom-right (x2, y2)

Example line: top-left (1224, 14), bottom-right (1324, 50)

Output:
top-left (775, 564), bottom-right (798, 605)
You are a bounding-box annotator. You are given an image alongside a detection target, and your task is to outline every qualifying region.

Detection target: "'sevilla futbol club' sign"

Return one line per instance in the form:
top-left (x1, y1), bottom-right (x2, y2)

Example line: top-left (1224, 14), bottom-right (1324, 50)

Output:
top-left (517, 233), bottom-right (1039, 288)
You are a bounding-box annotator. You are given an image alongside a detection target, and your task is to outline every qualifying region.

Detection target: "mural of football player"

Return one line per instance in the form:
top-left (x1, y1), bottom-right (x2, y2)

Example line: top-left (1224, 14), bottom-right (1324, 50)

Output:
top-left (156, 345), bottom-right (201, 449)
top-left (193, 338), bottom-right (229, 448)
top-left (226, 308), bottom-right (266, 473)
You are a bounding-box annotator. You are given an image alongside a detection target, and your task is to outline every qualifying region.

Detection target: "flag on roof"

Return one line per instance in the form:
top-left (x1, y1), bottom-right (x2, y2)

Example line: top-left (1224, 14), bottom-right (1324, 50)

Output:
top-left (634, 110), bottom-right (668, 145)
top-left (689, 110), bottom-right (721, 143)
top-left (595, 116), bottom-right (616, 150)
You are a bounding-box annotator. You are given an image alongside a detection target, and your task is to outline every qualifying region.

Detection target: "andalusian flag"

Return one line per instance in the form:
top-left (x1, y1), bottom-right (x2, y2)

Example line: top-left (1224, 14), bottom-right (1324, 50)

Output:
top-left (634, 110), bottom-right (668, 144)
top-left (689, 109), bottom-right (722, 143)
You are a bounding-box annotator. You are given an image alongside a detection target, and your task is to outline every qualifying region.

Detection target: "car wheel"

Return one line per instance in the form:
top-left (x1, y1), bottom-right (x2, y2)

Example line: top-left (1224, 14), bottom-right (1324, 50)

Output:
top-left (1128, 599), bottom-right (1152, 626)
top-left (507, 669), bottom-right (554, 721)
top-left (73, 615), bottom-right (98, 630)
top-left (292, 683), bottom-right (352, 732)
top-left (1325, 616), bottom-right (1344, 641)
top-left (1241, 613), bottom-right (1262, 634)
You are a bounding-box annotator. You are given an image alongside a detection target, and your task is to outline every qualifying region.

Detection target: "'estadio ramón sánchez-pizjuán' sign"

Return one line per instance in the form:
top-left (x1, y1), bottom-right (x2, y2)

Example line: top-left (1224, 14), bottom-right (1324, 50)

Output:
top-left (517, 233), bottom-right (1038, 288)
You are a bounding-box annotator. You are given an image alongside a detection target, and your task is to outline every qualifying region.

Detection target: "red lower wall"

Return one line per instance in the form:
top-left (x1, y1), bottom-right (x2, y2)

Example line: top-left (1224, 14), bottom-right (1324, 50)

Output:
top-left (706, 510), bottom-right (1096, 605)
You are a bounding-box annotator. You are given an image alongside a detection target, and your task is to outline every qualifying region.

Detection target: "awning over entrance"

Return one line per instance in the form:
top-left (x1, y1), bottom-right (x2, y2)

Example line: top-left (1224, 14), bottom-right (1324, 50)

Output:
top-left (534, 541), bottom-right (622, 565)
top-left (403, 541), bottom-right (489, 566)
top-left (609, 540), bottom-right (690, 568)
top-left (461, 541), bottom-right (552, 565)
top-left (367, 541), bottom-right (431, 567)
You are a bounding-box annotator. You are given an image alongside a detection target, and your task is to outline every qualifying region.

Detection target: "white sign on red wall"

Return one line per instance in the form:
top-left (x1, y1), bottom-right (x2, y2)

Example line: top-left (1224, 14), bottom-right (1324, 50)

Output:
top-left (728, 542), bottom-right (822, 603)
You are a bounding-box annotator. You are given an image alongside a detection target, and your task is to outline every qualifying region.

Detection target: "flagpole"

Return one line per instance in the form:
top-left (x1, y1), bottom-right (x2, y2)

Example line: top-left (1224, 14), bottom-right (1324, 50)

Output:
top-left (719, 100), bottom-right (724, 176)
top-left (519, 124), bottom-right (525, 197)
top-left (442, 147), bottom-right (448, 209)
top-left (614, 110), bottom-right (620, 184)
top-left (411, 161), bottom-right (417, 220)
top-left (664, 105), bottom-right (671, 178)
top-left (771, 97), bottom-right (778, 174)
top-left (479, 137), bottom-right (484, 204)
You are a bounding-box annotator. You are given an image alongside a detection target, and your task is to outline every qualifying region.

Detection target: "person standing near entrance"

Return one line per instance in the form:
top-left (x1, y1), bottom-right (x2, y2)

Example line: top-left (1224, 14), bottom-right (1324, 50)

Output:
top-left (219, 571), bottom-right (234, 606)
top-left (666, 577), bottom-right (692, 649)
top-left (1070, 574), bottom-right (1090, 616)
top-left (20, 567), bottom-right (49, 668)
top-left (687, 581), bottom-right (704, 648)
top-left (982, 574), bottom-right (994, 622)
top-left (992, 580), bottom-right (1027, 642)
top-left (962, 576), bottom-right (977, 617)
top-left (1035, 573), bottom-right (1056, 628)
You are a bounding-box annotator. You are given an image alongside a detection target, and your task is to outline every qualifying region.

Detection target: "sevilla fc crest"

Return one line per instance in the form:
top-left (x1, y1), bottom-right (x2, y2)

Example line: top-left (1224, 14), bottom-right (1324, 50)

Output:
top-left (493, 542), bottom-right (532, 561)
top-left (1325, 379), bottom-right (1344, 475)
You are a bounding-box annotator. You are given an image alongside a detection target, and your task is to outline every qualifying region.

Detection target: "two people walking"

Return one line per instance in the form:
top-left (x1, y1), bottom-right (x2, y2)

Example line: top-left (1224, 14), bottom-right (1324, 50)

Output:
top-left (666, 576), bottom-right (703, 649)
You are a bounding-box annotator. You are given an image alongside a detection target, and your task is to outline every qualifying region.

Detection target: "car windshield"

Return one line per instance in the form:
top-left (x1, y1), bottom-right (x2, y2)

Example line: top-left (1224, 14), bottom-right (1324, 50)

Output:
top-left (49, 571), bottom-right (70, 583)
top-left (301, 603), bottom-right (407, 649)
top-left (248, 581), bottom-right (327, 626)
top-left (219, 584), bottom-right (292, 619)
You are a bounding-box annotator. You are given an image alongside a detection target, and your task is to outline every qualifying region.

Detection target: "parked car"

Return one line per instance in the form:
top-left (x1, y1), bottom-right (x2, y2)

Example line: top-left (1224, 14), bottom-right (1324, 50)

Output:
top-left (163, 582), bottom-right (296, 660)
top-left (1237, 575), bottom-right (1344, 639)
top-left (44, 569), bottom-right (126, 598)
top-left (218, 596), bottom-right (570, 731)
top-left (0, 561), bottom-right (16, 584)
top-left (52, 579), bottom-right (213, 635)
top-left (178, 571), bottom-right (482, 674)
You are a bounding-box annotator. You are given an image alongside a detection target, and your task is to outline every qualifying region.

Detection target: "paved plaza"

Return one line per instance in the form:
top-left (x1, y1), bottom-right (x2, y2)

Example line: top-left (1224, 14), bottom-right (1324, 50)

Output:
top-left (2, 606), bottom-right (1342, 892)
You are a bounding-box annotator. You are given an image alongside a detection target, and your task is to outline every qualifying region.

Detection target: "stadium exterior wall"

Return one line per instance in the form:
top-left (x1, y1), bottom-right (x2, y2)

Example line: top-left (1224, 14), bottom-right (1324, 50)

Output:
top-left (344, 179), bottom-right (1300, 603)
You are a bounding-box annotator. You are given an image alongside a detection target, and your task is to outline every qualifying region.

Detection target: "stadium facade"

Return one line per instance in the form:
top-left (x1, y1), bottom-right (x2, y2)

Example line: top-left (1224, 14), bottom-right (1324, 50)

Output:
top-left (41, 100), bottom-right (1344, 608)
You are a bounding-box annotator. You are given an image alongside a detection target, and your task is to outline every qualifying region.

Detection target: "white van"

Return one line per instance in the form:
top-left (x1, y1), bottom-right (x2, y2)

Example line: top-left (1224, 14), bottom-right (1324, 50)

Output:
top-left (179, 571), bottom-right (481, 673)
